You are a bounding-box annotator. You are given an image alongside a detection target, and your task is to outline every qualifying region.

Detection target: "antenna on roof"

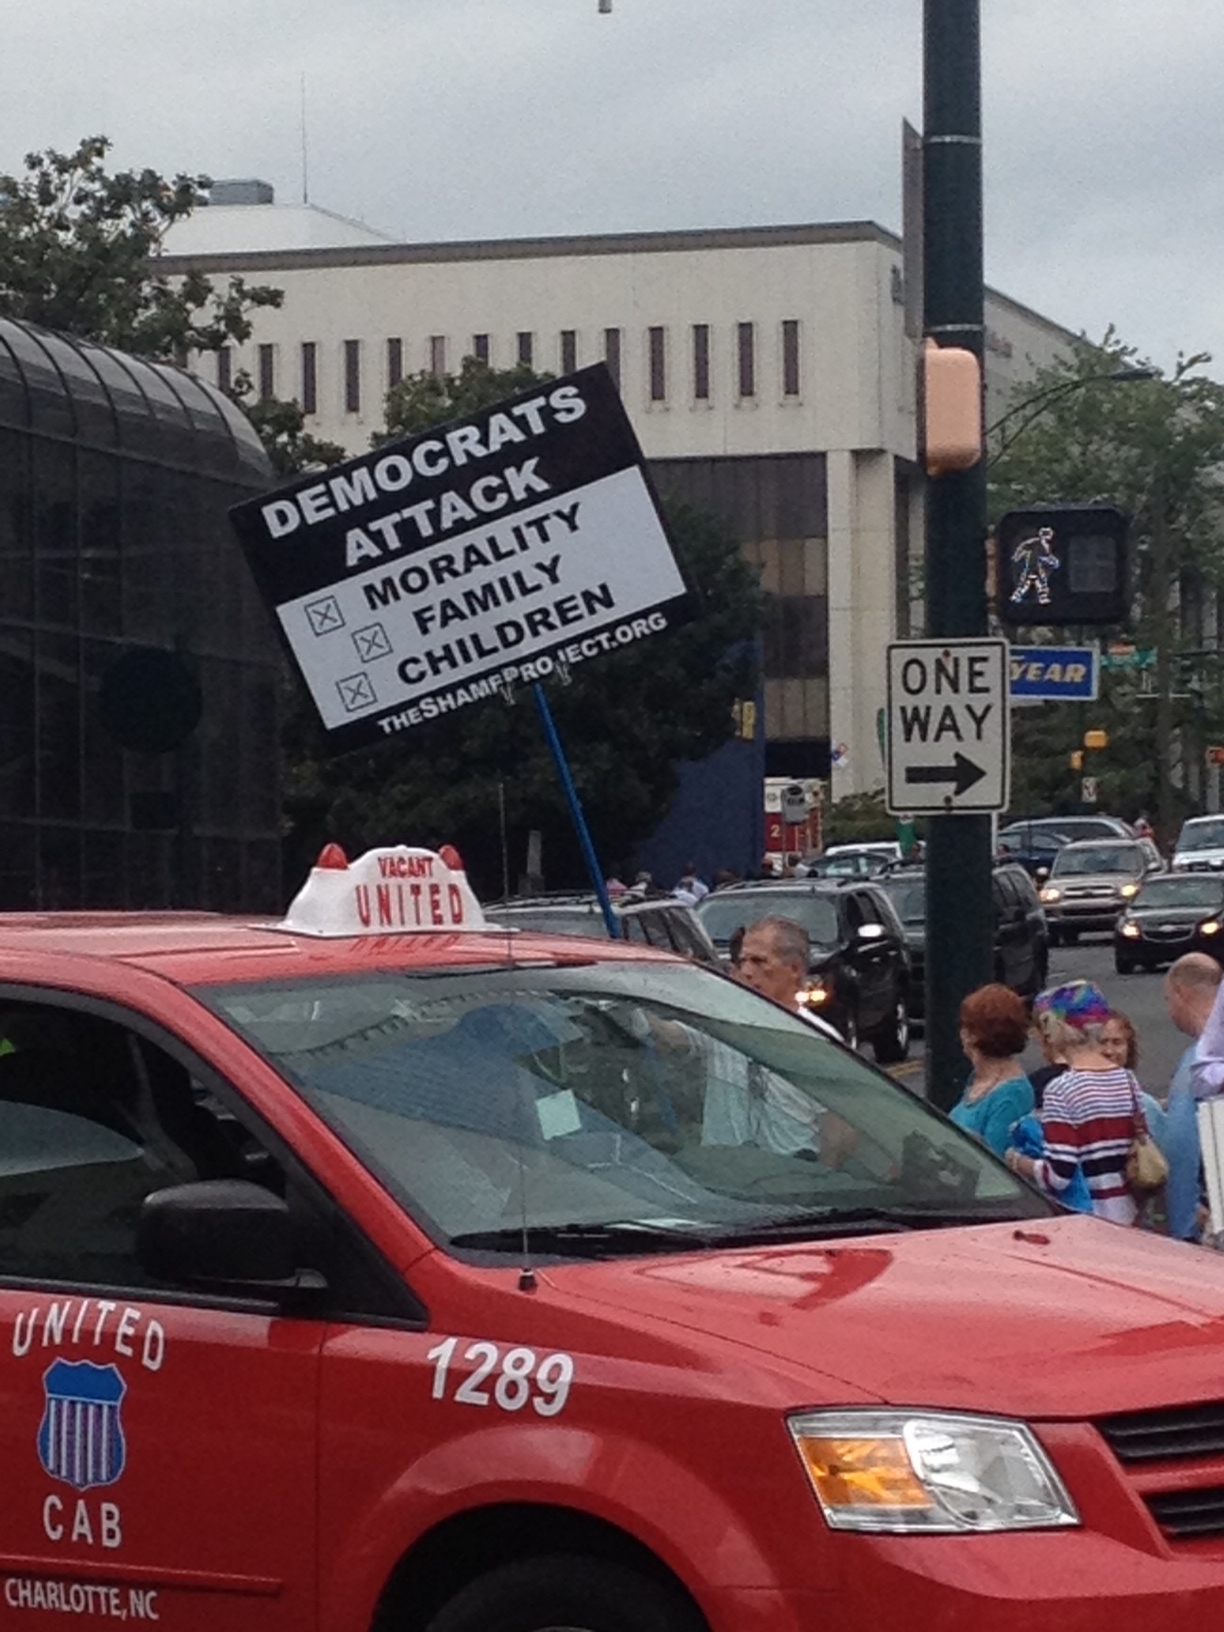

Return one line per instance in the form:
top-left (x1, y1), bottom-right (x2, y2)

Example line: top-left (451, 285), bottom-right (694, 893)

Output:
top-left (299, 71), bottom-right (310, 205)
top-left (598, 0), bottom-right (612, 11)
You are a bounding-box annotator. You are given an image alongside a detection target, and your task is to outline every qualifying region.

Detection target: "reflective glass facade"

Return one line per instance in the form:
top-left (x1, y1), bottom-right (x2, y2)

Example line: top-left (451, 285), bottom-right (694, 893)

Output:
top-left (0, 319), bottom-right (280, 911)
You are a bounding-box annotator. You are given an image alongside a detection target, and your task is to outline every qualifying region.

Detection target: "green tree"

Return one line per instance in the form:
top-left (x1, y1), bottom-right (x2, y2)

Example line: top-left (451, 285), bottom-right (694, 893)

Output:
top-left (990, 333), bottom-right (1224, 839)
top-left (0, 136), bottom-right (283, 360)
top-left (234, 388), bottom-right (346, 478)
top-left (282, 359), bottom-right (763, 894)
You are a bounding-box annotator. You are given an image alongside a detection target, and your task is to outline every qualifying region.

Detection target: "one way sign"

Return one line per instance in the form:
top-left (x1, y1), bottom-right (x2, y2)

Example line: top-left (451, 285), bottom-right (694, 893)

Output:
top-left (885, 638), bottom-right (1009, 815)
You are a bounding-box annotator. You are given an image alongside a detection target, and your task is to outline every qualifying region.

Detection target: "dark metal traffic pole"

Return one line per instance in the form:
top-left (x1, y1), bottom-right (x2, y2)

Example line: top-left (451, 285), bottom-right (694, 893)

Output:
top-left (923, 0), bottom-right (995, 1108)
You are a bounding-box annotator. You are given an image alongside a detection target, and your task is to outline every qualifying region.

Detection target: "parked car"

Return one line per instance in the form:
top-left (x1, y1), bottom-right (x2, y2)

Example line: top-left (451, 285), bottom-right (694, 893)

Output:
top-left (1039, 839), bottom-right (1162, 943)
top-left (802, 849), bottom-right (894, 880)
top-left (1115, 872), bottom-right (1224, 972)
top-left (696, 880), bottom-right (911, 1061)
top-left (875, 864), bottom-right (1049, 1022)
top-left (1172, 815), bottom-right (1224, 872)
top-left (995, 825), bottom-right (1072, 878)
top-left (823, 841), bottom-right (904, 863)
top-left (484, 893), bottom-right (719, 965)
top-left (1000, 814), bottom-right (1134, 843)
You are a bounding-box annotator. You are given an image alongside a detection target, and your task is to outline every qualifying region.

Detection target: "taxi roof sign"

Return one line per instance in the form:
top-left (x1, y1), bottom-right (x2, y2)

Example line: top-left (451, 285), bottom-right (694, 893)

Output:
top-left (277, 844), bottom-right (487, 938)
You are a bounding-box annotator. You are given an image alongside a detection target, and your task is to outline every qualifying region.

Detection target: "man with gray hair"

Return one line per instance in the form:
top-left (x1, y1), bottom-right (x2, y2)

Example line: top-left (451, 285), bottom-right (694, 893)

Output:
top-left (736, 916), bottom-right (811, 1013)
top-left (1165, 953), bottom-right (1224, 1239)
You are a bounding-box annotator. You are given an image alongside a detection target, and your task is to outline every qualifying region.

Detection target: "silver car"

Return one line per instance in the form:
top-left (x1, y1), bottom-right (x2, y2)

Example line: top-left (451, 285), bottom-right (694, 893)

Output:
top-left (1039, 839), bottom-right (1162, 943)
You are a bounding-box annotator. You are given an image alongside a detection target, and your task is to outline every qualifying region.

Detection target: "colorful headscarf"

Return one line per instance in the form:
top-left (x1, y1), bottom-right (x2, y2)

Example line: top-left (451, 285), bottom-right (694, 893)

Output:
top-left (1032, 979), bottom-right (1111, 1030)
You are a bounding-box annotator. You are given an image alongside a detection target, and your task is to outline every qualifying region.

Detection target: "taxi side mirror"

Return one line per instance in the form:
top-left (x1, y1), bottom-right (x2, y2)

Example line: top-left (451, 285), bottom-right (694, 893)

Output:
top-left (1035, 866), bottom-right (1050, 883)
top-left (138, 1179), bottom-right (306, 1291)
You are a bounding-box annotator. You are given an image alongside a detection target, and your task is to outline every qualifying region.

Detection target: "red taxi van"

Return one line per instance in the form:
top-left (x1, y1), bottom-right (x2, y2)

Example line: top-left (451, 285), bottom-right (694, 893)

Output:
top-left (4, 843), bottom-right (1224, 1631)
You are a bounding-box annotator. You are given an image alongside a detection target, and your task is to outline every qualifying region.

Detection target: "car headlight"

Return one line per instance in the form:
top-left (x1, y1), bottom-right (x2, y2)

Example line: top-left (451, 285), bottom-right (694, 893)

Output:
top-left (788, 1409), bottom-right (1079, 1533)
top-left (1039, 886), bottom-right (1060, 903)
top-left (1118, 882), bottom-right (1140, 899)
top-left (1201, 920), bottom-right (1221, 936)
top-left (798, 980), bottom-right (831, 1006)
top-left (1120, 921), bottom-right (1141, 939)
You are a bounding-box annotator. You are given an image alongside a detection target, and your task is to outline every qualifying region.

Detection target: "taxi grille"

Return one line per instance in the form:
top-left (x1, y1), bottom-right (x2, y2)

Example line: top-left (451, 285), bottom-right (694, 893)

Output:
top-left (1098, 1402), bottom-right (1224, 1541)
top-left (1098, 1401), bottom-right (1224, 1463)
top-left (1146, 1488), bottom-right (1224, 1539)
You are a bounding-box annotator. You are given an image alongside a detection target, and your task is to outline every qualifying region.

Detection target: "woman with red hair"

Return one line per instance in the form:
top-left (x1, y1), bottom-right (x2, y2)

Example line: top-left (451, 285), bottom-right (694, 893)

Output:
top-left (948, 984), bottom-right (1035, 1156)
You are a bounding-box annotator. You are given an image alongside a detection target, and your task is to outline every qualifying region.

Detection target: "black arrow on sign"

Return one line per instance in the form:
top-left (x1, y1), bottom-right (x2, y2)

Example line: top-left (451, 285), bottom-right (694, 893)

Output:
top-left (905, 753), bottom-right (987, 797)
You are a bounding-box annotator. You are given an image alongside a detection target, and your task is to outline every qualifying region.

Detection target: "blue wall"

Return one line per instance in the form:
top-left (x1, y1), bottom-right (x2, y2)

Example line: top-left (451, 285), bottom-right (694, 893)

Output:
top-left (632, 731), bottom-right (765, 889)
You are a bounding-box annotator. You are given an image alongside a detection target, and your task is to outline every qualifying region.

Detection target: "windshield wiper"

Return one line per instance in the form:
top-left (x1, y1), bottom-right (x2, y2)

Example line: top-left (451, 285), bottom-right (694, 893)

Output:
top-left (451, 1204), bottom-right (1026, 1258)
top-left (687, 1202), bottom-right (1036, 1245)
top-left (449, 1220), bottom-right (722, 1258)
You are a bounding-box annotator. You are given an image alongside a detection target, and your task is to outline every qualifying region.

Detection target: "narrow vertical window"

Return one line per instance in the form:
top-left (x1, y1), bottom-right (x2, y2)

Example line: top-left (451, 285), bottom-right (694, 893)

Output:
top-left (517, 331), bottom-right (534, 367)
top-left (429, 335), bottom-right (446, 375)
top-left (257, 344), bottom-right (275, 401)
top-left (692, 324), bottom-right (710, 400)
top-left (737, 323), bottom-right (756, 398)
top-left (604, 327), bottom-right (622, 389)
top-left (344, 340), bottom-right (361, 413)
top-left (217, 347), bottom-right (232, 394)
top-left (560, 330), bottom-right (577, 374)
top-left (300, 342), bottom-right (317, 415)
top-left (648, 326), bottom-right (666, 402)
top-left (472, 333), bottom-right (490, 364)
top-left (387, 337), bottom-right (403, 389)
top-left (782, 319), bottom-right (801, 397)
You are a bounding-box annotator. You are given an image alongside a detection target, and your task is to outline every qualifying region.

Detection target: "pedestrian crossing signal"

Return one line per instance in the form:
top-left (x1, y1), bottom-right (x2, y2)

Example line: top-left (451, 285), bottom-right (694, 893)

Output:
top-left (995, 504), bottom-right (1128, 627)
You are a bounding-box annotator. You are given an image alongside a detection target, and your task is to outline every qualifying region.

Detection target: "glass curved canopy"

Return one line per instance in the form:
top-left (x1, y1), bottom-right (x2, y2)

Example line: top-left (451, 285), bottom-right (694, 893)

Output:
top-left (0, 318), bottom-right (267, 479)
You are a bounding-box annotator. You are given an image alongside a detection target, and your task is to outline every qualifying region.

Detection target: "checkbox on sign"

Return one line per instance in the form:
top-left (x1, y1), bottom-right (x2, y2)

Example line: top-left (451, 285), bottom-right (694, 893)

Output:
top-left (352, 623), bottom-right (393, 662)
top-left (336, 673), bottom-right (377, 713)
top-left (305, 596), bottom-right (345, 636)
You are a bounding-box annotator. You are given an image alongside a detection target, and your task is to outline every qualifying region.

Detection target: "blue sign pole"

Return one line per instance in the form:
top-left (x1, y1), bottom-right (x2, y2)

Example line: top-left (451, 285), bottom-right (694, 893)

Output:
top-left (532, 684), bottom-right (619, 939)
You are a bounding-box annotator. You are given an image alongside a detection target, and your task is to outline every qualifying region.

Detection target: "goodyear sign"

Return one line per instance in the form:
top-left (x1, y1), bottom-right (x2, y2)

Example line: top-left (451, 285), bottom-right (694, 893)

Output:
top-left (1008, 645), bottom-right (1098, 702)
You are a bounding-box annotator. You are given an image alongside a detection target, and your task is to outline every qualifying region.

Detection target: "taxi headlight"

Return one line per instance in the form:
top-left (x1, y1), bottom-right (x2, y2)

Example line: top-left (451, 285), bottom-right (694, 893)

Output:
top-left (1119, 882), bottom-right (1140, 899)
top-left (798, 981), bottom-right (830, 1006)
top-left (1201, 920), bottom-right (1222, 936)
top-left (1039, 886), bottom-right (1060, 903)
top-left (788, 1410), bottom-right (1079, 1534)
top-left (1120, 921), bottom-right (1141, 939)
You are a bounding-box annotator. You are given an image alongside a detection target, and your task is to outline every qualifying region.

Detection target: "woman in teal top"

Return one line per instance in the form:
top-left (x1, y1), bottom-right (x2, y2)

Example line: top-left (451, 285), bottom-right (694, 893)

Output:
top-left (948, 984), bottom-right (1035, 1157)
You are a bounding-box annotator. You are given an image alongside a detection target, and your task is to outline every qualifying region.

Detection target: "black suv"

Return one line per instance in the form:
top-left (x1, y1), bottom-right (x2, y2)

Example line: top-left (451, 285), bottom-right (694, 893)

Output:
top-left (483, 893), bottom-right (720, 966)
top-left (695, 881), bottom-right (911, 1062)
top-left (874, 864), bottom-right (1049, 1021)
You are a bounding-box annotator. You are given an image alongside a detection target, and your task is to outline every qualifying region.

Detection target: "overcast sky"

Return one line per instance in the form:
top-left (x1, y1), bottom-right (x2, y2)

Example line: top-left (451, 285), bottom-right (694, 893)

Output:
top-left (3, 0), bottom-right (1221, 372)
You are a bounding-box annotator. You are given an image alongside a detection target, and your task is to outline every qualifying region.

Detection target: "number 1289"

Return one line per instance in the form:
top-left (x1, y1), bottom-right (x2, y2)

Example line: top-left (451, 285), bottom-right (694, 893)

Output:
top-left (426, 1337), bottom-right (575, 1416)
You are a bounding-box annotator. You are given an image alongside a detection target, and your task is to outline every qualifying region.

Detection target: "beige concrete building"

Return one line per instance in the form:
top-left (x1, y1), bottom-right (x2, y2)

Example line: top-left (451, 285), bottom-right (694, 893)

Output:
top-left (165, 203), bottom-right (1074, 796)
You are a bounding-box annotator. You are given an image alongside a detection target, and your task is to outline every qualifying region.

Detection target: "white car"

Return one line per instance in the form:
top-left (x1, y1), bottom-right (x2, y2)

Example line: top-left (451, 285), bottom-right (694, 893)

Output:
top-left (1173, 815), bottom-right (1224, 872)
top-left (823, 842), bottom-right (903, 861)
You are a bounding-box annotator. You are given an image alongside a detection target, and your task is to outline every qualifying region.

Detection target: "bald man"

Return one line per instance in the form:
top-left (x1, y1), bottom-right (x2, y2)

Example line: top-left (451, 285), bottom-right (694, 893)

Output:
top-left (1164, 953), bottom-right (1224, 1240)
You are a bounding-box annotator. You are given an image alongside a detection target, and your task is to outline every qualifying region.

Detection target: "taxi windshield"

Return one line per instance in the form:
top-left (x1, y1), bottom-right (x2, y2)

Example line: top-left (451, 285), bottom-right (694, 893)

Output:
top-left (198, 962), bottom-right (1048, 1257)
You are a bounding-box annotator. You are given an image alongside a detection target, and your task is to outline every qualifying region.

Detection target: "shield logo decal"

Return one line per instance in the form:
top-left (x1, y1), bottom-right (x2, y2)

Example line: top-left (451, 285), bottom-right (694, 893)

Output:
top-left (38, 1359), bottom-right (127, 1490)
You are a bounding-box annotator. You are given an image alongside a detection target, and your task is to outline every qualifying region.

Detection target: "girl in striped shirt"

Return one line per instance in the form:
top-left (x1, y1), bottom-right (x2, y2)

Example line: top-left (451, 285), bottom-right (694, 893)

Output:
top-left (1005, 980), bottom-right (1140, 1225)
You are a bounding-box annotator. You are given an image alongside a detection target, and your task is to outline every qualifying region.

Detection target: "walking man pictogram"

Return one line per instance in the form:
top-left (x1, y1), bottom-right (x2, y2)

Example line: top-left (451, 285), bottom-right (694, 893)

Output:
top-left (1010, 526), bottom-right (1059, 606)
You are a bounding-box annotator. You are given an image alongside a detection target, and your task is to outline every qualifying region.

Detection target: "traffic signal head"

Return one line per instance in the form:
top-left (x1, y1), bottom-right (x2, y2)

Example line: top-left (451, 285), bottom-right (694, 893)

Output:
top-left (995, 504), bottom-right (1128, 626)
top-left (922, 341), bottom-right (983, 477)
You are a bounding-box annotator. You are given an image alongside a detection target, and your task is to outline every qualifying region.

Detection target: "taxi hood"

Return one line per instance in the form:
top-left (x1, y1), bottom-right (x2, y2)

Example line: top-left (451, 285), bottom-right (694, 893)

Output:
top-left (556, 1215), bottom-right (1224, 1419)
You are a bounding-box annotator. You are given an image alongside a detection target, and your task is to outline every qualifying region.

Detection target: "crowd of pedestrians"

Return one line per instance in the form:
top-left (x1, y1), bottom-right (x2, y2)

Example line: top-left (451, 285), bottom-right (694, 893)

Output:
top-left (649, 856), bottom-right (1224, 1245)
top-left (937, 959), bottom-right (1224, 1242)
